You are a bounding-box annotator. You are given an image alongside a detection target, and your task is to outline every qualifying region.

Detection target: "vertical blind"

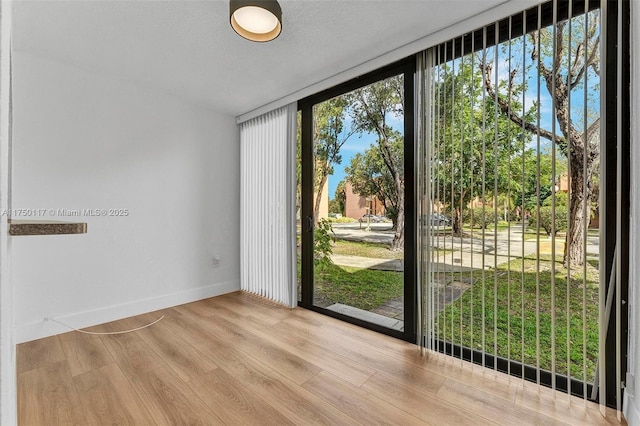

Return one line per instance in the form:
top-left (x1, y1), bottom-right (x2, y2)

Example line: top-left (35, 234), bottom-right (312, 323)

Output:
top-left (418, 0), bottom-right (626, 415)
top-left (240, 103), bottom-right (297, 307)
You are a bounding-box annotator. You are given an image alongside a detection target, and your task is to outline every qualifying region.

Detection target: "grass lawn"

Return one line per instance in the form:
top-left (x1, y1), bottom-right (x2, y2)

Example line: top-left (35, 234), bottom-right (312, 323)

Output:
top-left (331, 240), bottom-right (404, 260)
top-left (436, 255), bottom-right (599, 381)
top-left (332, 239), bottom-right (455, 258)
top-left (314, 263), bottom-right (403, 311)
top-left (309, 239), bottom-right (599, 382)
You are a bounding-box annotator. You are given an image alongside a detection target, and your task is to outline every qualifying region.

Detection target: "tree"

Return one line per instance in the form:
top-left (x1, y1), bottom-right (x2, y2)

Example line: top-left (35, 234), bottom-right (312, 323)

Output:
top-left (334, 180), bottom-right (347, 215)
top-left (431, 56), bottom-right (527, 235)
top-left (348, 76), bottom-right (406, 251)
top-left (313, 97), bottom-right (355, 223)
top-left (510, 147), bottom-right (557, 213)
top-left (481, 11), bottom-right (600, 266)
top-left (328, 199), bottom-right (341, 215)
top-left (345, 133), bottom-right (403, 227)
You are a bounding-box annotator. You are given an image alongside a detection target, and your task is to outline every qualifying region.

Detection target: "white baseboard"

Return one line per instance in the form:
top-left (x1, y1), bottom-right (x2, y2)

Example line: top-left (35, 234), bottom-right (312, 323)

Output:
top-left (16, 279), bottom-right (239, 343)
top-left (625, 393), bottom-right (640, 426)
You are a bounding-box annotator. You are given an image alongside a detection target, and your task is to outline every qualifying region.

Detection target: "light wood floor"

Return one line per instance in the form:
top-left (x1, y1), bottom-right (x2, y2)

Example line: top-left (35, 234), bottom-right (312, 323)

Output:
top-left (17, 291), bottom-right (625, 425)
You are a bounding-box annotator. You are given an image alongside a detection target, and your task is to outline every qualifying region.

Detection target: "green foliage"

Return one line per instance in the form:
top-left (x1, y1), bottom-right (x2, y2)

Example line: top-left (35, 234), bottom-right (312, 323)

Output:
top-left (384, 205), bottom-right (399, 226)
top-left (313, 98), bottom-right (351, 178)
top-left (334, 180), bottom-right (346, 214)
top-left (327, 217), bottom-right (356, 223)
top-left (503, 209), bottom-right (520, 222)
top-left (313, 97), bottom-right (355, 220)
top-left (328, 199), bottom-right (341, 215)
top-left (511, 148), bottom-right (557, 212)
top-left (530, 206), bottom-right (569, 235)
top-left (314, 219), bottom-right (335, 269)
top-left (431, 56), bottom-right (533, 232)
top-left (463, 207), bottom-right (499, 228)
top-left (346, 75), bottom-right (406, 249)
top-left (542, 191), bottom-right (568, 207)
top-left (345, 133), bottom-right (402, 221)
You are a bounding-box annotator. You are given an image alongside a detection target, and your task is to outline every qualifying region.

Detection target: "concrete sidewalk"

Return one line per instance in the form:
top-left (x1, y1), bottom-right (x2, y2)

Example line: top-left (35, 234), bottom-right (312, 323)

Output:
top-left (331, 223), bottom-right (599, 271)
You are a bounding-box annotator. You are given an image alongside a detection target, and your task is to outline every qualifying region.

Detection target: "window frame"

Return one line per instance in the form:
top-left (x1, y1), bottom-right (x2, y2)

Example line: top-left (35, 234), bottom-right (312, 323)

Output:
top-left (298, 57), bottom-right (417, 344)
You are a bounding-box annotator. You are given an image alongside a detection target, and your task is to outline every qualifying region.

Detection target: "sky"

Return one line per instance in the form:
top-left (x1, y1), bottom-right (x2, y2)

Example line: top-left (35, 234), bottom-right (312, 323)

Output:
top-left (327, 132), bottom-right (376, 200)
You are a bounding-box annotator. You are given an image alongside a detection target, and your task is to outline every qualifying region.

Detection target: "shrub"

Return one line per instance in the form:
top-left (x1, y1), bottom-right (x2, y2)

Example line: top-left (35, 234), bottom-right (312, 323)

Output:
top-left (529, 206), bottom-right (568, 235)
top-left (503, 209), bottom-right (520, 222)
top-left (463, 207), bottom-right (499, 228)
top-left (327, 217), bottom-right (357, 223)
top-left (314, 219), bottom-right (335, 269)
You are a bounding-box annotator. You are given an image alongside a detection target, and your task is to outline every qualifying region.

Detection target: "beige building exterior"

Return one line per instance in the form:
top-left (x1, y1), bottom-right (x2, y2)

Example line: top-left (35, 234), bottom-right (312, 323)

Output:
top-left (344, 181), bottom-right (385, 219)
top-left (314, 179), bottom-right (329, 220)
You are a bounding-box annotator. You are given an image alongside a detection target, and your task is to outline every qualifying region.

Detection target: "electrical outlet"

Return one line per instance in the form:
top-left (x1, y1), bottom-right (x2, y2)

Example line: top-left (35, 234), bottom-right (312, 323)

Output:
top-left (212, 255), bottom-right (220, 268)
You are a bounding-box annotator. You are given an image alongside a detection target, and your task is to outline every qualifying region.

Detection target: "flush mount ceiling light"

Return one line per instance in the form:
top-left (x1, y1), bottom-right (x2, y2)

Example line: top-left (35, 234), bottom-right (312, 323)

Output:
top-left (230, 0), bottom-right (282, 42)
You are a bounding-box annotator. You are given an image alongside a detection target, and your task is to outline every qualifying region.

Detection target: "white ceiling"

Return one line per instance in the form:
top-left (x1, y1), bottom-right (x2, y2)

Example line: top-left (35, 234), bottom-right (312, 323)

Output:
top-left (13, 0), bottom-right (514, 117)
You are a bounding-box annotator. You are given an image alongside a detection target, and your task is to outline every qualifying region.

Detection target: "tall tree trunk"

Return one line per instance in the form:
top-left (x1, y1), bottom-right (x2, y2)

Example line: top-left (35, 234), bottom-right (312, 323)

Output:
top-left (452, 207), bottom-right (462, 235)
top-left (563, 158), bottom-right (595, 267)
top-left (483, 58), bottom-right (599, 268)
top-left (391, 172), bottom-right (404, 251)
top-left (391, 189), bottom-right (405, 251)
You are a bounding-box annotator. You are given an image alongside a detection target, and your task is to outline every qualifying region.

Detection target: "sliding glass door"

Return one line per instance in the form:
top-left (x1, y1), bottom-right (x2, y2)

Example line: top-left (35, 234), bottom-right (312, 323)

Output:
top-left (299, 59), bottom-right (416, 342)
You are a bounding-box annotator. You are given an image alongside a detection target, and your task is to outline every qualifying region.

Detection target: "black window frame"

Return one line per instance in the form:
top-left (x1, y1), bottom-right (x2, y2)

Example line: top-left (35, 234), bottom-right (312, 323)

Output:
top-left (298, 56), bottom-right (417, 344)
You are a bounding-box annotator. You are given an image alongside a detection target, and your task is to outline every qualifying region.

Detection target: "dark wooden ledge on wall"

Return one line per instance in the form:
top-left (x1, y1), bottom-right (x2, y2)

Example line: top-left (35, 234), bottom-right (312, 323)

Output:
top-left (8, 220), bottom-right (87, 236)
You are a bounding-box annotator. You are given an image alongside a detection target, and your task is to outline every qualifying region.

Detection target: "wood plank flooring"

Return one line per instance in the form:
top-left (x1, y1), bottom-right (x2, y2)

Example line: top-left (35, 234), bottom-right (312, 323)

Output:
top-left (17, 291), bottom-right (625, 425)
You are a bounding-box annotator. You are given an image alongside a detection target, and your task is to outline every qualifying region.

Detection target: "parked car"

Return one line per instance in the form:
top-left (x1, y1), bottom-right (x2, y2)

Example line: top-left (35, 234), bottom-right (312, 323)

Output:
top-left (430, 213), bottom-right (451, 226)
top-left (361, 214), bottom-right (381, 223)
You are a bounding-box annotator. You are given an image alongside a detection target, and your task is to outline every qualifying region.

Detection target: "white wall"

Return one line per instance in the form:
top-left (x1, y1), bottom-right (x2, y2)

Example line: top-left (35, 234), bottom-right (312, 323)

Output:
top-left (11, 52), bottom-right (240, 343)
top-left (0, 2), bottom-right (16, 425)
top-left (626, 2), bottom-right (640, 425)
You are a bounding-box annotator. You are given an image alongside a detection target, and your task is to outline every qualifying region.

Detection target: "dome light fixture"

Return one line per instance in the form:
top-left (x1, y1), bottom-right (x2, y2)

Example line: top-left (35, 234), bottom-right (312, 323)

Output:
top-left (230, 0), bottom-right (282, 42)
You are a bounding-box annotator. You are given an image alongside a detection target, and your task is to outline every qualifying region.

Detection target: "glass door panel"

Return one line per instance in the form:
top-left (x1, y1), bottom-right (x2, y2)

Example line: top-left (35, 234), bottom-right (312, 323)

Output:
top-left (300, 59), bottom-right (416, 341)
